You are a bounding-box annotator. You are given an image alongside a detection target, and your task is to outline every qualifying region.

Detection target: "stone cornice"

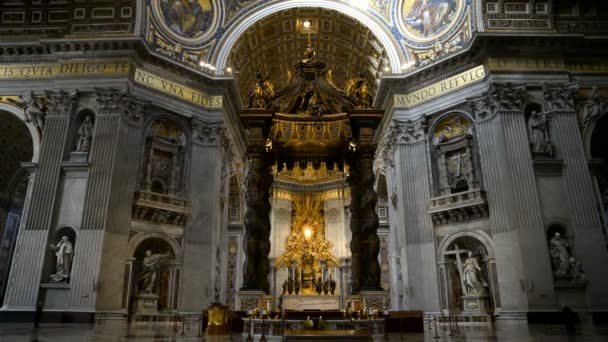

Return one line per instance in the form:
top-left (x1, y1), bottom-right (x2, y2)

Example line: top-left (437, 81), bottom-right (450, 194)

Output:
top-left (375, 34), bottom-right (608, 112)
top-left (0, 37), bottom-right (242, 113)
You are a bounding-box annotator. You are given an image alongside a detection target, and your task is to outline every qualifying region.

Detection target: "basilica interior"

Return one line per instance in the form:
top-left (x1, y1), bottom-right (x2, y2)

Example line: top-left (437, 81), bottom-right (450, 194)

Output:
top-left (1, 0), bottom-right (608, 340)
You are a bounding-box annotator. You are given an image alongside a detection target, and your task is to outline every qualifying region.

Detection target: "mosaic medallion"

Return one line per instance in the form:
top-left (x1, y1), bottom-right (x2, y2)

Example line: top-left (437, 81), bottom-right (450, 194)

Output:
top-left (397, 0), bottom-right (466, 44)
top-left (151, 0), bottom-right (220, 45)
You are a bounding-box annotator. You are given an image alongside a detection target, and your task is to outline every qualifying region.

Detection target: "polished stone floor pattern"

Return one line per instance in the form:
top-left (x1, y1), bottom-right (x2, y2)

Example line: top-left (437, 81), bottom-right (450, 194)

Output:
top-left (0, 321), bottom-right (607, 341)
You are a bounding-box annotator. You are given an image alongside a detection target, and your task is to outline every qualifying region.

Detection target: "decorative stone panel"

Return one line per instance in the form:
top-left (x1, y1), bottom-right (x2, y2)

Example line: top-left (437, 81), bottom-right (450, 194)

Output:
top-left (428, 189), bottom-right (489, 226)
top-left (132, 191), bottom-right (190, 227)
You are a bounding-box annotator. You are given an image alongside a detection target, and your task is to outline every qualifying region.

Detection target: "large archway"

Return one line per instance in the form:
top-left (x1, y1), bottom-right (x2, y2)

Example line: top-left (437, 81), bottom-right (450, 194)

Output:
top-left (0, 109), bottom-right (34, 305)
top-left (224, 6), bottom-right (397, 109)
top-left (214, 1), bottom-right (402, 75)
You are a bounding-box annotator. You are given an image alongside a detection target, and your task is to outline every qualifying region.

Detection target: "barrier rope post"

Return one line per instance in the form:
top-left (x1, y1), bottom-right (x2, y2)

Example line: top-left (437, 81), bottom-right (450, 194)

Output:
top-left (433, 315), bottom-right (440, 339)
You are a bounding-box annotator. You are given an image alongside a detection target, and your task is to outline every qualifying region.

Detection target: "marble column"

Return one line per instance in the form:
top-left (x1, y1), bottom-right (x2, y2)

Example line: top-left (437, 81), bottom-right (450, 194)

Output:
top-left (93, 90), bottom-right (147, 313)
top-left (552, 108), bottom-right (608, 309)
top-left (241, 142), bottom-right (273, 292)
top-left (390, 118), bottom-right (440, 312)
top-left (180, 118), bottom-right (224, 312)
top-left (2, 90), bottom-right (77, 311)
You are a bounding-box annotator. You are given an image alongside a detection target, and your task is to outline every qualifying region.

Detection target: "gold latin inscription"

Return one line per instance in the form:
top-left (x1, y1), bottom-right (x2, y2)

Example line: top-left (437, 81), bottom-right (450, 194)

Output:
top-left (0, 61), bottom-right (131, 79)
top-left (488, 57), bottom-right (608, 73)
top-left (133, 68), bottom-right (222, 109)
top-left (394, 65), bottom-right (486, 109)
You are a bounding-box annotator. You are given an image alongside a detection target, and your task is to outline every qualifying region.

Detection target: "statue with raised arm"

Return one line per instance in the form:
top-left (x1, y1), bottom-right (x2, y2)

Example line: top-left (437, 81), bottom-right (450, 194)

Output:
top-left (138, 250), bottom-right (172, 294)
top-left (463, 251), bottom-right (488, 294)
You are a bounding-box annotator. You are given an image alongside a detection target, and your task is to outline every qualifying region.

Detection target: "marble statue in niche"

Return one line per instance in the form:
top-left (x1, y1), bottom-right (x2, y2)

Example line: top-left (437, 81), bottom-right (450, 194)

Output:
top-left (49, 236), bottom-right (73, 283)
top-left (549, 232), bottom-right (571, 277)
top-left (529, 110), bottom-right (554, 157)
top-left (138, 250), bottom-right (172, 294)
top-left (463, 251), bottom-right (488, 294)
top-left (75, 116), bottom-right (94, 152)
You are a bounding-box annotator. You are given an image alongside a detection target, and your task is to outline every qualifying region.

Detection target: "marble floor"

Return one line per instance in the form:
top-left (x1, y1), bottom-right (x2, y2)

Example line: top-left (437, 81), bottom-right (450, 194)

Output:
top-left (0, 320), bottom-right (607, 341)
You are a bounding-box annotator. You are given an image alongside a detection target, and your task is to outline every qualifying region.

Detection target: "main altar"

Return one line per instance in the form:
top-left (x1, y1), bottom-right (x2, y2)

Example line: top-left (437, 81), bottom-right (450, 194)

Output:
top-left (276, 193), bottom-right (342, 311)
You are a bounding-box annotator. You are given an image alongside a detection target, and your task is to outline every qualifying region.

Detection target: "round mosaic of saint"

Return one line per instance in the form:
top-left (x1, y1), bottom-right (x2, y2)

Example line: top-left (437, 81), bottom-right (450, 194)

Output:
top-left (397, 0), bottom-right (466, 44)
top-left (151, 0), bottom-right (219, 45)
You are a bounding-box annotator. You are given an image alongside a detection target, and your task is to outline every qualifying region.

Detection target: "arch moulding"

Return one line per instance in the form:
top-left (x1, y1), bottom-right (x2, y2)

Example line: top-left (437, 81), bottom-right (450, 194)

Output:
top-left (0, 102), bottom-right (41, 163)
top-left (213, 0), bottom-right (403, 74)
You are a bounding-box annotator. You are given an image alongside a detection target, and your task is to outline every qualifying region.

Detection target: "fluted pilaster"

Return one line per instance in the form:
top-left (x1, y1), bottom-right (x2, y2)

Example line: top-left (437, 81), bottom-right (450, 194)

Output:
top-left (180, 118), bottom-right (224, 311)
top-left (475, 114), bottom-right (528, 311)
top-left (501, 110), bottom-right (555, 309)
top-left (3, 90), bottom-right (76, 310)
top-left (552, 111), bottom-right (608, 309)
top-left (94, 91), bottom-right (147, 311)
top-left (390, 118), bottom-right (439, 311)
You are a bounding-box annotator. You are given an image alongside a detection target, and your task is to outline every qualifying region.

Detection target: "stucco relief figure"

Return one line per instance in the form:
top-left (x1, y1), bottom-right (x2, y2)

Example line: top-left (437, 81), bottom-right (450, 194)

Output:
top-left (404, 0), bottom-right (457, 37)
top-left (529, 110), bottom-right (553, 157)
top-left (75, 116), bottom-right (93, 152)
top-left (550, 232), bottom-right (571, 276)
top-left (9, 91), bottom-right (46, 133)
top-left (138, 250), bottom-right (172, 294)
top-left (50, 236), bottom-right (73, 282)
top-left (463, 251), bottom-right (487, 294)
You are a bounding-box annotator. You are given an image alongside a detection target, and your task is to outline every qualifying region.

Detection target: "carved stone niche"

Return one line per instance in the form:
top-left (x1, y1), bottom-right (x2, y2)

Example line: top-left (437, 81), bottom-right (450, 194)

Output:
top-left (429, 115), bottom-right (487, 226)
top-left (431, 115), bottom-right (479, 196)
top-left (133, 118), bottom-right (190, 228)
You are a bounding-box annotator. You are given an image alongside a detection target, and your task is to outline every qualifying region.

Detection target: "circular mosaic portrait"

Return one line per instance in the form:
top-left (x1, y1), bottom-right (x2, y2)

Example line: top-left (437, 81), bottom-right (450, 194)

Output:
top-left (398, 0), bottom-right (465, 43)
top-left (152, 0), bottom-right (219, 45)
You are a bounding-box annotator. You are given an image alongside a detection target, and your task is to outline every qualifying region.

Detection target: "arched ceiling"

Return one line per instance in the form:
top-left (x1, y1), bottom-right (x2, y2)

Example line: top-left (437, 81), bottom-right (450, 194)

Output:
top-left (227, 7), bottom-right (388, 107)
